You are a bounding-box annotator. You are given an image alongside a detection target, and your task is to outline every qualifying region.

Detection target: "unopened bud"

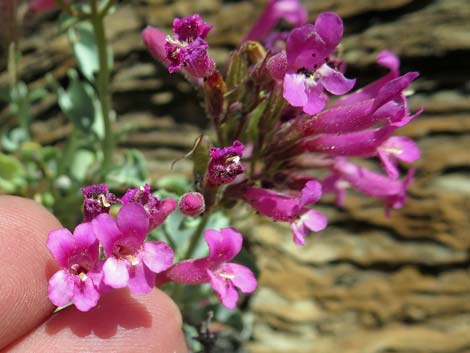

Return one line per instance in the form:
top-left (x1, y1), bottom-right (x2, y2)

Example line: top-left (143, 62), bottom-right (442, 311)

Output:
top-left (179, 192), bottom-right (205, 217)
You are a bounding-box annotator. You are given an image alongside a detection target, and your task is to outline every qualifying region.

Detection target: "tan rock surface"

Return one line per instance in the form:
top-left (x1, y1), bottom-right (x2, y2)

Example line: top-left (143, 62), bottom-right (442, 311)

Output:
top-left (0, 1), bottom-right (469, 352)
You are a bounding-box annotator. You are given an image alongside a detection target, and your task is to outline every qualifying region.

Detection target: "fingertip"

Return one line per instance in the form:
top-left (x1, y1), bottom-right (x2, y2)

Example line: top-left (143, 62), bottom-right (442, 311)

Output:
top-left (7, 288), bottom-right (188, 353)
top-left (0, 196), bottom-right (62, 350)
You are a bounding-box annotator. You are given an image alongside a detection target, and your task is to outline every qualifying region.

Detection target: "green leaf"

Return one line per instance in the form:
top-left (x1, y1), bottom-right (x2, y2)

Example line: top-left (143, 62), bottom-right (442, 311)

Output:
top-left (68, 22), bottom-right (113, 83)
top-left (191, 135), bottom-right (211, 185)
top-left (246, 99), bottom-right (267, 144)
top-left (57, 69), bottom-right (95, 132)
top-left (70, 149), bottom-right (95, 181)
top-left (106, 149), bottom-right (149, 188)
top-left (226, 46), bottom-right (249, 90)
top-left (0, 86), bottom-right (10, 103)
top-left (155, 175), bottom-right (191, 196)
top-left (1, 127), bottom-right (29, 152)
top-left (0, 153), bottom-right (25, 193)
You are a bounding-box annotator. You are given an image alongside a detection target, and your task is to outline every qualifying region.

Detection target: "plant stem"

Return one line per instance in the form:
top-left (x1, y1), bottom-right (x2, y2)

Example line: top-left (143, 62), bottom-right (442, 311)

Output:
top-left (90, 0), bottom-right (114, 173)
top-left (100, 0), bottom-right (116, 17)
top-left (54, 0), bottom-right (87, 19)
top-left (182, 212), bottom-right (210, 261)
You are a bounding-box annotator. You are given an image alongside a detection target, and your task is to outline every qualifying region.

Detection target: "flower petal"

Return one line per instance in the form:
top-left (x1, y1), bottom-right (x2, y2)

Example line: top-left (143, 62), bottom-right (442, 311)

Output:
top-left (319, 64), bottom-right (355, 95)
top-left (48, 270), bottom-right (74, 307)
top-left (117, 202), bottom-right (150, 244)
top-left (381, 136), bottom-right (421, 163)
top-left (205, 228), bottom-right (243, 264)
top-left (92, 213), bottom-right (122, 256)
top-left (165, 258), bottom-right (211, 284)
top-left (128, 261), bottom-right (155, 295)
top-left (376, 50), bottom-right (400, 75)
top-left (302, 126), bottom-right (395, 156)
top-left (291, 209), bottom-right (327, 246)
top-left (291, 221), bottom-right (308, 246)
top-left (142, 241), bottom-right (174, 273)
top-left (299, 180), bottom-right (322, 208)
top-left (244, 187), bottom-right (301, 221)
top-left (286, 24), bottom-right (328, 69)
top-left (73, 222), bottom-right (99, 263)
top-left (102, 257), bottom-right (129, 289)
top-left (226, 263), bottom-right (257, 293)
top-left (314, 12), bottom-right (343, 49)
top-left (208, 270), bottom-right (238, 309)
top-left (283, 72), bottom-right (308, 108)
top-left (304, 83), bottom-right (327, 115)
top-left (73, 277), bottom-right (100, 312)
top-left (47, 228), bottom-right (75, 268)
top-left (378, 149), bottom-right (399, 180)
top-left (303, 209), bottom-right (328, 232)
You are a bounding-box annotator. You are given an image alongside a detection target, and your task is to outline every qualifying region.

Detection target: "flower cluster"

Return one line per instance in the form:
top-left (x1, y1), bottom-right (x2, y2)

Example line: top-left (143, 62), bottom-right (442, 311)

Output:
top-left (143, 14), bottom-right (215, 78)
top-left (142, 4), bottom-right (422, 247)
top-left (47, 184), bottom-right (257, 311)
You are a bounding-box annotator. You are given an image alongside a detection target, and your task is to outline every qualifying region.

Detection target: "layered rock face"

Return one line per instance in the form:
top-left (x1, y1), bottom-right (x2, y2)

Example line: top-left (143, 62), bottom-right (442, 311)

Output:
top-left (1, 1), bottom-right (469, 352)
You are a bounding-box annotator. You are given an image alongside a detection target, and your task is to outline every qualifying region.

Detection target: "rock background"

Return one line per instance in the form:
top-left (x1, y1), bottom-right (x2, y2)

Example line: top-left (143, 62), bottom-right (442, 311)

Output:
top-left (1, 1), bottom-right (469, 352)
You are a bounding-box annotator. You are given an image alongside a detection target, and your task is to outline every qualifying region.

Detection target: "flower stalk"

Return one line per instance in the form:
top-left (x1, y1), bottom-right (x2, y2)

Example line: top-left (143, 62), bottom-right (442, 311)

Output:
top-left (90, 0), bottom-right (114, 172)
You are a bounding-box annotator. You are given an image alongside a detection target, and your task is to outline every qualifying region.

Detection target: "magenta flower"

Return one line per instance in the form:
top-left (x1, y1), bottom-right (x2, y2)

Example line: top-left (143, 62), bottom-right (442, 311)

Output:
top-left (299, 71), bottom-right (420, 136)
top-left (172, 14), bottom-right (213, 42)
top-left (92, 203), bottom-right (174, 295)
top-left (120, 184), bottom-right (176, 230)
top-left (244, 180), bottom-right (327, 245)
top-left (81, 183), bottom-right (117, 222)
top-left (331, 159), bottom-right (415, 216)
top-left (207, 140), bottom-right (245, 185)
top-left (333, 50), bottom-right (400, 107)
top-left (164, 228), bottom-right (257, 309)
top-left (243, 0), bottom-right (307, 43)
top-left (277, 12), bottom-right (355, 115)
top-left (377, 136), bottom-right (420, 179)
top-left (143, 14), bottom-right (215, 78)
top-left (47, 222), bottom-right (101, 312)
top-left (179, 192), bottom-right (205, 217)
top-left (301, 125), bottom-right (396, 157)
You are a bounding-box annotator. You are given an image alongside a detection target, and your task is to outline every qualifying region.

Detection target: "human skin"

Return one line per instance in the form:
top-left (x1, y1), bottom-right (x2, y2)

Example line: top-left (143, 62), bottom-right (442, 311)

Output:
top-left (0, 196), bottom-right (188, 353)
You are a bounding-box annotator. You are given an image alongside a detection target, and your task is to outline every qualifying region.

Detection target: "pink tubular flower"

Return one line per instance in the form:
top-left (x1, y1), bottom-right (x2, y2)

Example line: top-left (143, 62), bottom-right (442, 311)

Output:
top-left (274, 12), bottom-right (355, 115)
top-left (142, 14), bottom-right (215, 78)
top-left (163, 228), bottom-right (257, 309)
top-left (81, 183), bottom-right (117, 222)
top-left (92, 203), bottom-right (174, 295)
top-left (207, 140), bottom-right (245, 185)
top-left (333, 50), bottom-right (400, 107)
top-left (243, 0), bottom-right (308, 43)
top-left (299, 71), bottom-right (420, 136)
top-left (244, 180), bottom-right (327, 245)
top-left (179, 192), bottom-right (205, 217)
top-left (377, 136), bottom-right (420, 179)
top-left (331, 159), bottom-right (415, 216)
top-left (120, 184), bottom-right (176, 230)
top-left (47, 223), bottom-right (101, 312)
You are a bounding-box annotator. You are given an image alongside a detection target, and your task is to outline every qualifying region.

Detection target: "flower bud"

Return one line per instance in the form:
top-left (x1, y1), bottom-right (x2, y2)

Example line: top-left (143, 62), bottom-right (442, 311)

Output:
top-left (179, 192), bottom-right (205, 217)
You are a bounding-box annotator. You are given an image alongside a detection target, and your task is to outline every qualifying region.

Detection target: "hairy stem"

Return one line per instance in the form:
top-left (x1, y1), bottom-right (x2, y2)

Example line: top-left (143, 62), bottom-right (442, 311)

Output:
top-left (183, 212), bottom-right (210, 261)
top-left (90, 0), bottom-right (113, 172)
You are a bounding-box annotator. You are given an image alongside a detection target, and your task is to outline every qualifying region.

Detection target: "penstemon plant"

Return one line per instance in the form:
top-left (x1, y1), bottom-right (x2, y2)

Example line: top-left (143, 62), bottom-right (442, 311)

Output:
top-left (1, 0), bottom-right (423, 351)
